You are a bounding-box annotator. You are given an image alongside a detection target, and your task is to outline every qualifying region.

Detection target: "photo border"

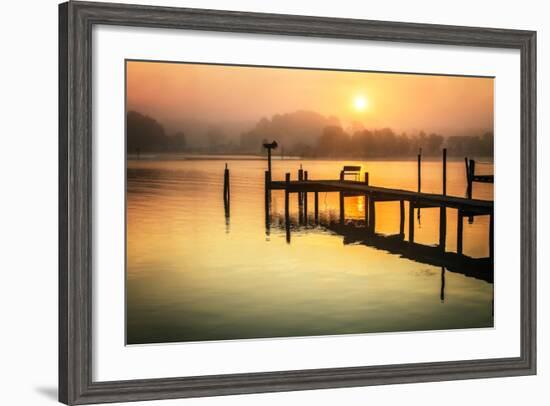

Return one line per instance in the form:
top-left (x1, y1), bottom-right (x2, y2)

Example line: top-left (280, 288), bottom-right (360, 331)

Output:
top-left (59, 1), bottom-right (536, 404)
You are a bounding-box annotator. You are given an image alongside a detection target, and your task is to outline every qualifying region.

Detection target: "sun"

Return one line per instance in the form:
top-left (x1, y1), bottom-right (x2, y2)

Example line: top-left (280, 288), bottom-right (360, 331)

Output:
top-left (353, 95), bottom-right (368, 111)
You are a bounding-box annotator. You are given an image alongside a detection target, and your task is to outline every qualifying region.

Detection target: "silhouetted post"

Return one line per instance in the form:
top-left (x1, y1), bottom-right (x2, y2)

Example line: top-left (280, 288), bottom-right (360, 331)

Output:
top-left (285, 173), bottom-right (291, 243)
top-left (464, 157), bottom-right (471, 199)
top-left (223, 164), bottom-right (230, 227)
top-left (409, 201), bottom-right (415, 243)
top-left (440, 267), bottom-right (446, 303)
top-left (489, 213), bottom-right (494, 260)
top-left (368, 196), bottom-right (375, 235)
top-left (314, 191), bottom-right (319, 224)
top-left (303, 171), bottom-right (308, 222)
top-left (417, 149), bottom-right (422, 221)
top-left (442, 148), bottom-right (447, 196)
top-left (264, 171), bottom-right (271, 235)
top-left (223, 163), bottom-right (230, 207)
top-left (439, 206), bottom-right (447, 251)
top-left (364, 172), bottom-right (370, 225)
top-left (457, 210), bottom-right (464, 255)
top-left (298, 166), bottom-right (304, 224)
top-left (467, 159), bottom-right (476, 223)
top-left (417, 148), bottom-right (422, 193)
top-left (399, 200), bottom-right (405, 237)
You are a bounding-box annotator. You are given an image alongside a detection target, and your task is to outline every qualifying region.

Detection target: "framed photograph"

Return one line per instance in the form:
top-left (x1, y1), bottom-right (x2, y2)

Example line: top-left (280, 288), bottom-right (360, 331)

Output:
top-left (59, 1), bottom-right (536, 404)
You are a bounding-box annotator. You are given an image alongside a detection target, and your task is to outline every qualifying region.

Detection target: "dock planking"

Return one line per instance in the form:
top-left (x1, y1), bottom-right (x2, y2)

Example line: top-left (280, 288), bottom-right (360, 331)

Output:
top-left (269, 179), bottom-right (493, 215)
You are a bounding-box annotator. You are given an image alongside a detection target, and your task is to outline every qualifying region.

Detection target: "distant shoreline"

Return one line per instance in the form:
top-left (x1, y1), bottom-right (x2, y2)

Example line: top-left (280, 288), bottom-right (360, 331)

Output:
top-left (127, 152), bottom-right (494, 163)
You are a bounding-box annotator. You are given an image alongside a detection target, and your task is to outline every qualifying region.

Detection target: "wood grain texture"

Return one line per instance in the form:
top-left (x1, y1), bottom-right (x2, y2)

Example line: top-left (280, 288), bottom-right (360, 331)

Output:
top-left (58, 1), bottom-right (537, 404)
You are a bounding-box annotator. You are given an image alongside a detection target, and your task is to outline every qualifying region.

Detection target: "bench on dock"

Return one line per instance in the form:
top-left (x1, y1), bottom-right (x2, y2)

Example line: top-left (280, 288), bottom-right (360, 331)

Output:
top-left (340, 165), bottom-right (362, 181)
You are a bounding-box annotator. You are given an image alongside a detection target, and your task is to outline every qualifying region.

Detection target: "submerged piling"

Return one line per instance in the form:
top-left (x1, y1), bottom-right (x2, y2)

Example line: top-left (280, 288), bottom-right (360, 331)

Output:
top-left (442, 148), bottom-right (447, 196)
top-left (364, 172), bottom-right (370, 226)
top-left (417, 148), bottom-right (422, 193)
top-left (223, 163), bottom-right (230, 210)
top-left (285, 172), bottom-right (291, 243)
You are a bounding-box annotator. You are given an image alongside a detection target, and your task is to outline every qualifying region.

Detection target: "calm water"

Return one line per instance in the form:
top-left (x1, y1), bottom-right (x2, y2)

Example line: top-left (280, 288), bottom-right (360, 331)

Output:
top-left (126, 156), bottom-right (494, 344)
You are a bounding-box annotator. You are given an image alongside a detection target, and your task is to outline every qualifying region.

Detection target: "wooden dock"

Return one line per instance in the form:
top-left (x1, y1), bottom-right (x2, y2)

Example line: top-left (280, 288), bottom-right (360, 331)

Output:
top-left (269, 179), bottom-right (493, 215)
top-left (261, 147), bottom-right (494, 264)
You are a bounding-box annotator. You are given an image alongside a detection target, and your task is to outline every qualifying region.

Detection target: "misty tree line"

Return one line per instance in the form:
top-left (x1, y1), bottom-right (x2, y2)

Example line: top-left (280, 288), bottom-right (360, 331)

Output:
top-left (239, 110), bottom-right (493, 158)
top-left (127, 111), bottom-right (186, 153)
top-left (127, 110), bottom-right (493, 158)
top-left (295, 126), bottom-right (494, 158)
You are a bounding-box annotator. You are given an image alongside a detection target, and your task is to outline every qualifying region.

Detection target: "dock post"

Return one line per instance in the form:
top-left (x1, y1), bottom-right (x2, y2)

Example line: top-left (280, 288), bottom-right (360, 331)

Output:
top-left (467, 159), bottom-right (476, 223)
top-left (285, 173), bottom-right (291, 243)
top-left (364, 172), bottom-right (369, 226)
top-left (264, 171), bottom-right (271, 235)
top-left (417, 148), bottom-right (422, 193)
top-left (417, 149), bottom-right (422, 221)
top-left (440, 267), bottom-right (446, 303)
top-left (303, 171), bottom-right (308, 223)
top-left (339, 168), bottom-right (345, 224)
top-left (464, 157), bottom-right (471, 199)
top-left (314, 191), bottom-right (319, 224)
top-left (439, 206), bottom-right (447, 251)
top-left (409, 201), bottom-right (415, 243)
top-left (223, 163), bottom-right (230, 206)
top-left (457, 210), bottom-right (464, 255)
top-left (442, 148), bottom-right (447, 196)
top-left (223, 163), bottom-right (230, 224)
top-left (368, 196), bottom-right (375, 235)
top-left (399, 200), bottom-right (405, 237)
top-left (298, 166), bottom-right (304, 224)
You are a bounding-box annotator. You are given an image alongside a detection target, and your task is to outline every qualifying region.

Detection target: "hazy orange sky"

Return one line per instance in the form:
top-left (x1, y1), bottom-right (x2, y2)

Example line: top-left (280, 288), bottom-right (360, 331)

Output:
top-left (126, 60), bottom-right (493, 136)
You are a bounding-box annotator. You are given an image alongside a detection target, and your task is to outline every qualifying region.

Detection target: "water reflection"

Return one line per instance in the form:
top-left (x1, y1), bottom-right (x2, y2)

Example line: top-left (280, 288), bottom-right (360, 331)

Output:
top-left (126, 158), bottom-right (494, 344)
top-left (268, 211), bottom-right (493, 284)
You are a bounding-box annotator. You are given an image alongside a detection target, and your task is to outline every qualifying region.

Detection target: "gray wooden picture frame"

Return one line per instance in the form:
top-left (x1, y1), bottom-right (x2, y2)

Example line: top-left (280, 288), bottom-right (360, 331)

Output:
top-left (59, 1), bottom-right (537, 404)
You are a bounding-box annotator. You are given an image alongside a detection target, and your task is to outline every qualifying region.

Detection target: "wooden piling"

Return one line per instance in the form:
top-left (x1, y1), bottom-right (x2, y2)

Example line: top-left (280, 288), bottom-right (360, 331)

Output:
top-left (264, 171), bottom-right (271, 233)
top-left (223, 163), bottom-right (230, 206)
top-left (440, 267), bottom-right (446, 303)
top-left (417, 149), bottom-right (422, 193)
top-left (467, 159), bottom-right (476, 223)
top-left (465, 158), bottom-right (475, 199)
top-left (368, 197), bottom-right (375, 235)
top-left (457, 210), bottom-right (464, 255)
top-left (298, 167), bottom-right (304, 224)
top-left (285, 173), bottom-right (290, 242)
top-left (409, 201), bottom-right (415, 243)
top-left (364, 172), bottom-right (369, 225)
top-left (442, 148), bottom-right (447, 196)
top-left (439, 207), bottom-right (447, 250)
top-left (399, 200), bottom-right (405, 237)
top-left (303, 171), bottom-right (308, 223)
top-left (417, 150), bottom-right (422, 221)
